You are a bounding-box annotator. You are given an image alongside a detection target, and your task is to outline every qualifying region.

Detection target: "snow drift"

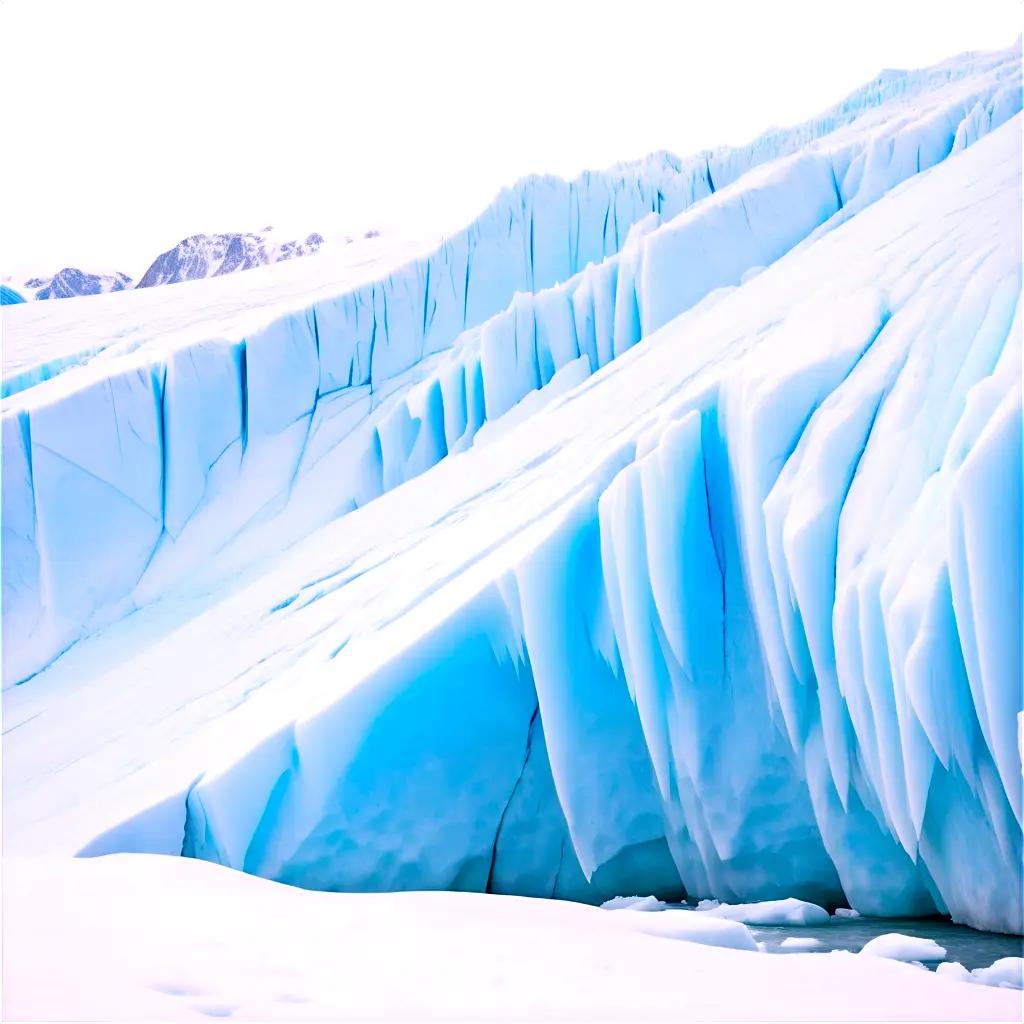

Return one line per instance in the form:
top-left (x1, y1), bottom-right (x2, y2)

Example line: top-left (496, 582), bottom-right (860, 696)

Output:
top-left (8, 855), bottom-right (1020, 1022)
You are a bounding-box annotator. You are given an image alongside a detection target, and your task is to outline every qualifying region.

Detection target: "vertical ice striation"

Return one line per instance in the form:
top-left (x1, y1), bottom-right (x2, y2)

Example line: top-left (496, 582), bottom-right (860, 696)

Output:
top-left (2, 46), bottom-right (1021, 934)
top-left (3, 45), bottom-right (1019, 686)
top-left (167, 111), bottom-right (1024, 931)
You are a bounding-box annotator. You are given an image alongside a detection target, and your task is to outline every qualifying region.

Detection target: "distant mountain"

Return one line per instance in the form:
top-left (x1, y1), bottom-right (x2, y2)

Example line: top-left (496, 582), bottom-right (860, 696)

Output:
top-left (136, 229), bottom-right (326, 288)
top-left (24, 268), bottom-right (133, 300)
top-left (4, 228), bottom-right (379, 304)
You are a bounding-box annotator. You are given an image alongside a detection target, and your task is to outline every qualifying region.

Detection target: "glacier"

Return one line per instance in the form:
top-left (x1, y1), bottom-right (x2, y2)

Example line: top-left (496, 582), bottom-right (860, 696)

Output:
top-left (1, 44), bottom-right (1021, 936)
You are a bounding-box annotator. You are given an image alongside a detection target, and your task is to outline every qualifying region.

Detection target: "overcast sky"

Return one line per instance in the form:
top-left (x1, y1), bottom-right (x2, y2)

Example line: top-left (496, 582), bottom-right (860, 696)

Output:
top-left (1, 0), bottom-right (1019, 274)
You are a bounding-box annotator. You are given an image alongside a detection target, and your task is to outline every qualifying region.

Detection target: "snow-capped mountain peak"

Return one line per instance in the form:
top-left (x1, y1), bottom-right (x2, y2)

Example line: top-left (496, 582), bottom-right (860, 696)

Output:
top-left (18, 267), bottom-right (133, 301)
top-left (135, 229), bottom-right (326, 288)
top-left (1, 227), bottom-right (365, 302)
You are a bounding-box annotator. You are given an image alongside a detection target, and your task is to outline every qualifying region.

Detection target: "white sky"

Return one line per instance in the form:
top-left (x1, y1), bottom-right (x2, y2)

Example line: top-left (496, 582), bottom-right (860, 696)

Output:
top-left (1, 0), bottom-right (1019, 275)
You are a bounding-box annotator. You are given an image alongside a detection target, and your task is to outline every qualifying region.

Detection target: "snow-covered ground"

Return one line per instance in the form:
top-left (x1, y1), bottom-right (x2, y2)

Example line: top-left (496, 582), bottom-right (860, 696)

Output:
top-left (2, 41), bottom-right (1022, 1021)
top-left (1, 229), bottom-right (434, 398)
top-left (4, 854), bottom-right (1020, 1022)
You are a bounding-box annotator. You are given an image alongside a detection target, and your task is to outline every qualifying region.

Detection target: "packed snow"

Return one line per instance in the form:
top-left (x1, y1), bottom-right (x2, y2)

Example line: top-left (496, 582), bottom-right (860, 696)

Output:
top-left (1, 46), bottom-right (1021, 1024)
top-left (3, 854), bottom-right (1020, 1022)
top-left (607, 907), bottom-right (759, 951)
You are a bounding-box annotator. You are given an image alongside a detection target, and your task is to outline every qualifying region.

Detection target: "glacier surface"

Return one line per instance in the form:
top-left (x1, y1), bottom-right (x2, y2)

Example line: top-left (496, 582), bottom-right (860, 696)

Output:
top-left (2, 44), bottom-right (1021, 934)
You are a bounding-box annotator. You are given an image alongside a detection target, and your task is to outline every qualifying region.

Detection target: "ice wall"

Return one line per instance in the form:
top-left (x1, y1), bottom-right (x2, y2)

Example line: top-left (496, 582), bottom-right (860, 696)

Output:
top-left (3, 46), bottom-right (1022, 934)
top-left (176, 114), bottom-right (1022, 931)
top-left (3, 47), bottom-right (1018, 687)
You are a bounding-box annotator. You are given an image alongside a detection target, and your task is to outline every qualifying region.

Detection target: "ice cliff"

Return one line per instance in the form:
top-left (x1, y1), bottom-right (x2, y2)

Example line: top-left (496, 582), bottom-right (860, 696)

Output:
top-left (2, 44), bottom-right (1021, 933)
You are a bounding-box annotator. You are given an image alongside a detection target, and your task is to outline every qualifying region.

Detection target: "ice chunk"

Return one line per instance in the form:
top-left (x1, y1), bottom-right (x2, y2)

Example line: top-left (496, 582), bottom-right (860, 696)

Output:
top-left (601, 895), bottom-right (666, 912)
top-left (700, 898), bottom-right (830, 926)
top-left (971, 957), bottom-right (1024, 990)
top-left (859, 934), bottom-right (947, 962)
top-left (936, 957), bottom-right (1024, 990)
top-left (936, 961), bottom-right (973, 982)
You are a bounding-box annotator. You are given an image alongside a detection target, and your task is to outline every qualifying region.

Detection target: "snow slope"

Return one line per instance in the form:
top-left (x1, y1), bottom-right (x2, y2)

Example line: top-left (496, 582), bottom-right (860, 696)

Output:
top-left (2, 45), bottom-right (1021, 942)
top-left (4, 854), bottom-right (1020, 1022)
top-left (0, 229), bottom-right (434, 399)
